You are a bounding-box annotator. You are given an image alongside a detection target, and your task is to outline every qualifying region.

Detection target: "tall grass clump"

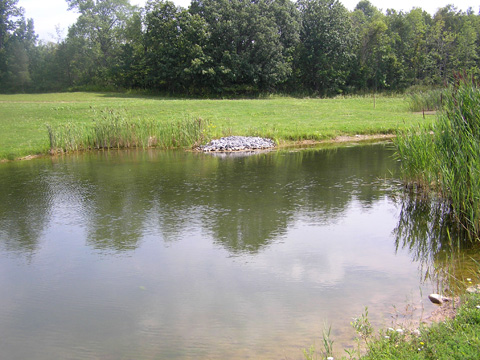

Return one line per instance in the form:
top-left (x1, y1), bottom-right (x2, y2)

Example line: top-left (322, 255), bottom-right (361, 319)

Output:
top-left (395, 73), bottom-right (480, 239)
top-left (47, 108), bottom-right (210, 153)
top-left (407, 88), bottom-right (445, 112)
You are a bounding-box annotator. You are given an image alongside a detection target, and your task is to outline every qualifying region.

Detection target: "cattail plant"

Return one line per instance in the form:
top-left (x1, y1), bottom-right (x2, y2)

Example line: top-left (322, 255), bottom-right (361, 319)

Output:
top-left (395, 72), bottom-right (480, 239)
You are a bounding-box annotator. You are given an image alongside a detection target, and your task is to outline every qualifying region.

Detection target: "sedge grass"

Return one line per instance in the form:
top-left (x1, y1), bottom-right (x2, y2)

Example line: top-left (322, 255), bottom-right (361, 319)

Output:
top-left (46, 108), bottom-right (210, 152)
top-left (0, 92), bottom-right (424, 160)
top-left (395, 73), bottom-right (480, 239)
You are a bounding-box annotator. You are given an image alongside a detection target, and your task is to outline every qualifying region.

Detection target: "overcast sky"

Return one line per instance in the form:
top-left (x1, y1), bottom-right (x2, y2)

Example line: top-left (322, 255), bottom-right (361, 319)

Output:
top-left (17, 0), bottom-right (480, 42)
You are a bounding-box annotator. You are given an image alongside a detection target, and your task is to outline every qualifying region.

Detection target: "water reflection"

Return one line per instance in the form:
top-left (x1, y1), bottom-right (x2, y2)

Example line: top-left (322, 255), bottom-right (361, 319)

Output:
top-left (0, 145), bottom-right (397, 255)
top-left (0, 161), bottom-right (52, 256)
top-left (393, 191), bottom-right (480, 290)
top-left (1, 144), bottom-right (469, 359)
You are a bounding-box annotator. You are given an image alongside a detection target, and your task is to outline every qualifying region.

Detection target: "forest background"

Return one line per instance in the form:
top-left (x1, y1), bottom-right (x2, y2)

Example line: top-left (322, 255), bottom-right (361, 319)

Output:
top-left (1, 0), bottom-right (479, 96)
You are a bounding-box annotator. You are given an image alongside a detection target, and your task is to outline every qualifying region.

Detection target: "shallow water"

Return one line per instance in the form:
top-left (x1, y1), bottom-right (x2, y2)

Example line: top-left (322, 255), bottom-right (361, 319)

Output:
top-left (0, 144), bottom-right (443, 359)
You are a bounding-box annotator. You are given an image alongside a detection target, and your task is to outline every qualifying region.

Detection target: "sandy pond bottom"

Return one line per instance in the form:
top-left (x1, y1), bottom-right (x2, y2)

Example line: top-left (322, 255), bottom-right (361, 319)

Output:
top-left (0, 144), bottom-right (439, 359)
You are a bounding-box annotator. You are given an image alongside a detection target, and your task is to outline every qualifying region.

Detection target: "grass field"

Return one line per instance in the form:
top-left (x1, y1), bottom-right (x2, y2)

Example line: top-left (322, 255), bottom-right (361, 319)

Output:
top-left (0, 92), bottom-right (425, 160)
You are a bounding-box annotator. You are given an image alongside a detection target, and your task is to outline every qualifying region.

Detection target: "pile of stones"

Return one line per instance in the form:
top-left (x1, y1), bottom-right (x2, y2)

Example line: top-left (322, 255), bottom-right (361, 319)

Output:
top-left (198, 136), bottom-right (276, 152)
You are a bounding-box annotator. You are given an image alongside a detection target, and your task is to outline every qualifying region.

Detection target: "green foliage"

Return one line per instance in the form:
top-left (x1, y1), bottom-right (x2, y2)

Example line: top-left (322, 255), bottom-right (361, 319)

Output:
top-left (395, 73), bottom-right (480, 238)
top-left (63, 0), bottom-right (136, 88)
top-left (296, 0), bottom-right (355, 95)
top-left (3, 0), bottom-right (480, 95)
top-left (352, 307), bottom-right (374, 343)
top-left (189, 0), bottom-right (298, 94)
top-left (0, 0), bottom-right (36, 93)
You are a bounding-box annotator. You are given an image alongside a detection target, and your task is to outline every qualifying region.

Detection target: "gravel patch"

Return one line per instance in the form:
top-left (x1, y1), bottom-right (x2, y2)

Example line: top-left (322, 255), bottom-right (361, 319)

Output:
top-left (198, 136), bottom-right (276, 152)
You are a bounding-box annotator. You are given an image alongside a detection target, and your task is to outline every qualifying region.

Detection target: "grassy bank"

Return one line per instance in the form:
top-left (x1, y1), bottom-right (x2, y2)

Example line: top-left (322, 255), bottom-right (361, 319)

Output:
top-left (360, 293), bottom-right (480, 359)
top-left (0, 92), bottom-right (424, 160)
top-left (355, 292), bottom-right (480, 360)
top-left (304, 288), bottom-right (480, 360)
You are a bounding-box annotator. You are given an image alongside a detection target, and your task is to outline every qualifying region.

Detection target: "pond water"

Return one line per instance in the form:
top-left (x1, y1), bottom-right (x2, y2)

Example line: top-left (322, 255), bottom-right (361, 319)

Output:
top-left (0, 143), bottom-right (463, 359)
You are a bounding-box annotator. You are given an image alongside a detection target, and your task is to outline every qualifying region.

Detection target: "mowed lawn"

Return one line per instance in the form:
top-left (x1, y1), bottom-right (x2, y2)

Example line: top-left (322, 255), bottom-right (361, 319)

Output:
top-left (0, 92), bottom-right (425, 160)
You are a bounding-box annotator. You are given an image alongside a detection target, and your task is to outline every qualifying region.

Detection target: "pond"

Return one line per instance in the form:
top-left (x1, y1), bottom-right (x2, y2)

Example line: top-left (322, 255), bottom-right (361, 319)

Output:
top-left (0, 143), bottom-right (470, 359)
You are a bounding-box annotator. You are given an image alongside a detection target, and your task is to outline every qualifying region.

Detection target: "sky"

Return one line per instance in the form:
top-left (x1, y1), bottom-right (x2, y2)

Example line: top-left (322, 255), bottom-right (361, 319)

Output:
top-left (17, 0), bottom-right (480, 42)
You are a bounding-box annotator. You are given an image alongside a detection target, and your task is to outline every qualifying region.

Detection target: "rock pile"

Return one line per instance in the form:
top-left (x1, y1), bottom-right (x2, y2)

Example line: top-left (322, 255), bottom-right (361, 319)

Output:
top-left (198, 136), bottom-right (275, 152)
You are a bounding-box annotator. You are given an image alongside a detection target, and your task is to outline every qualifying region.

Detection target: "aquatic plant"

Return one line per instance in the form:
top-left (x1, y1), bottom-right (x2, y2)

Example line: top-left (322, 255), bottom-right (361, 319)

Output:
top-left (46, 108), bottom-right (210, 152)
top-left (395, 73), bottom-right (480, 239)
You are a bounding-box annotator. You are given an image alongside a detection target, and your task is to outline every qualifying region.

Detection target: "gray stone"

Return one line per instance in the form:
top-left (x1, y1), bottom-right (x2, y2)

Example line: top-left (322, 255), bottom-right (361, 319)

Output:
top-left (466, 284), bottom-right (480, 294)
top-left (428, 294), bottom-right (444, 305)
top-left (198, 136), bottom-right (275, 152)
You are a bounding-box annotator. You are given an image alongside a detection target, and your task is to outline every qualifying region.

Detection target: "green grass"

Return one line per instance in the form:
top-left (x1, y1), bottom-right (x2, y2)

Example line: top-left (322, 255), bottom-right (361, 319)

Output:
top-left (0, 92), bottom-right (424, 160)
top-left (359, 292), bottom-right (480, 360)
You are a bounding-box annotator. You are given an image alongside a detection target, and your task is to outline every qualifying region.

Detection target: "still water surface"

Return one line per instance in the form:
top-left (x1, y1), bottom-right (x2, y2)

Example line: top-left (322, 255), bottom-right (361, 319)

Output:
top-left (0, 144), bottom-right (440, 359)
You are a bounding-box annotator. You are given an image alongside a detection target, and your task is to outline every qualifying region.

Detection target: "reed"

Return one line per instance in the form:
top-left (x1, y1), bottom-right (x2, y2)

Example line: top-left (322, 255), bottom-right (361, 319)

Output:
top-left (407, 88), bottom-right (444, 112)
top-left (395, 73), bottom-right (480, 239)
top-left (47, 109), bottom-right (210, 153)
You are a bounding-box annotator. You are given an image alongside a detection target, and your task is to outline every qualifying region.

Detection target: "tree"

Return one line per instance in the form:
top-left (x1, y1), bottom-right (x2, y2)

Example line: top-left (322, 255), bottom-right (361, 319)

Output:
top-left (426, 7), bottom-right (459, 83)
top-left (296, 0), bottom-right (356, 95)
top-left (350, 2), bottom-right (403, 91)
top-left (65, 0), bottom-right (135, 87)
top-left (190, 0), bottom-right (294, 94)
top-left (144, 0), bottom-right (212, 93)
top-left (403, 8), bottom-right (431, 84)
top-left (0, 1), bottom-right (37, 92)
top-left (0, 0), bottom-right (22, 51)
top-left (452, 12), bottom-right (478, 74)
top-left (355, 0), bottom-right (378, 19)
top-left (115, 7), bottom-right (145, 88)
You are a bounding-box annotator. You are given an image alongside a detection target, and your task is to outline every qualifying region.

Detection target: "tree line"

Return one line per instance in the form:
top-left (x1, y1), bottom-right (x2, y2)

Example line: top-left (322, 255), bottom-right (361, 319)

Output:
top-left (1, 0), bottom-right (479, 95)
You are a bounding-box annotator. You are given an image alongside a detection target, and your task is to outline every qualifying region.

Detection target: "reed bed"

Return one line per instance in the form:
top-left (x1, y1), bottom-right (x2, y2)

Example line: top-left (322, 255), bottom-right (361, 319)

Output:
top-left (47, 109), bottom-right (210, 152)
top-left (407, 88), bottom-right (444, 112)
top-left (395, 73), bottom-right (480, 239)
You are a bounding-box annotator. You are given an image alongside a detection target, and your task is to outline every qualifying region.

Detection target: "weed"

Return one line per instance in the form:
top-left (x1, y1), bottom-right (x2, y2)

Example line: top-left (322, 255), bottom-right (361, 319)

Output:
top-left (302, 323), bottom-right (335, 360)
top-left (352, 307), bottom-right (374, 344)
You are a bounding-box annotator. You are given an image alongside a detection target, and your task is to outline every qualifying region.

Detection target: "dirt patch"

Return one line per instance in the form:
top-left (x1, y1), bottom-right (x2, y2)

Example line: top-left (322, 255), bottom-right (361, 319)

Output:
top-left (282, 134), bottom-right (396, 147)
top-left (422, 298), bottom-right (459, 324)
top-left (414, 110), bottom-right (437, 116)
top-left (331, 134), bottom-right (396, 143)
top-left (1, 154), bottom-right (44, 163)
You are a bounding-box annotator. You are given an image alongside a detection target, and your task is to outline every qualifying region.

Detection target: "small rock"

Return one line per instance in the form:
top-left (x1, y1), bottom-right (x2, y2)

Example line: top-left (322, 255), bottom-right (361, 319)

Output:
top-left (428, 294), bottom-right (444, 305)
top-left (466, 284), bottom-right (480, 294)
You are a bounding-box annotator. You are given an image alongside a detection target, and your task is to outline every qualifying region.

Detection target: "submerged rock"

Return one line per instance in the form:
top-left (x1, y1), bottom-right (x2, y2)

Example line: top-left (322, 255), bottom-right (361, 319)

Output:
top-left (198, 136), bottom-right (275, 152)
